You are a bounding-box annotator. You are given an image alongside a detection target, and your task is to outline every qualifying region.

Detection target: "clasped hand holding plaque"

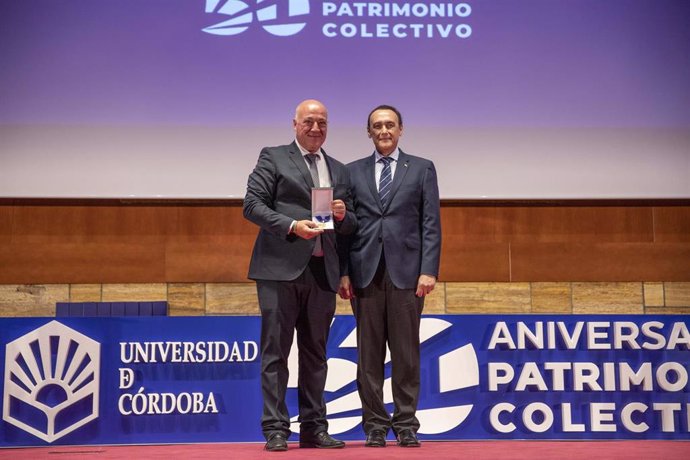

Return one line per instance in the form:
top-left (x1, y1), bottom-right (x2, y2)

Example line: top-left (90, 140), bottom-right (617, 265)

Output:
top-left (311, 187), bottom-right (334, 230)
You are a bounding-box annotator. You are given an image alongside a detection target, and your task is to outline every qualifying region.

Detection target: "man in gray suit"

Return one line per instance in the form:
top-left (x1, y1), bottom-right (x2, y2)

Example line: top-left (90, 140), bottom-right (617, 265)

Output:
top-left (244, 99), bottom-right (356, 451)
top-left (339, 105), bottom-right (441, 448)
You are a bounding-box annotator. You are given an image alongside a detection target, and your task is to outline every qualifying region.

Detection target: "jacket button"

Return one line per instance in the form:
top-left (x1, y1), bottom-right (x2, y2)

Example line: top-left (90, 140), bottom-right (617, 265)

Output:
top-left (378, 236), bottom-right (383, 243)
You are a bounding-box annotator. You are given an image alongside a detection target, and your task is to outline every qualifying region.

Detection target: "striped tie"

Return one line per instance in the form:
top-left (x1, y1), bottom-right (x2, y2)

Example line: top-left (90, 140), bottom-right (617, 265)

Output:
top-left (378, 156), bottom-right (393, 207)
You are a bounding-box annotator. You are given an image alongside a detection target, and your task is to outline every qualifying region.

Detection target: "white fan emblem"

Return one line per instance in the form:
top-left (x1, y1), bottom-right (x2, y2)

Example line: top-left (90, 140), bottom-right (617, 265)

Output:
top-left (3, 321), bottom-right (100, 443)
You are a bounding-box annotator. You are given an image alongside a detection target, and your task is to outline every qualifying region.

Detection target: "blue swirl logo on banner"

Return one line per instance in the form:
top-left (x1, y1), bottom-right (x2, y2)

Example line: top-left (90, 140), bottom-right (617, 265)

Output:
top-left (202, 1), bottom-right (474, 39)
top-left (203, 0), bottom-right (310, 36)
top-left (288, 317), bottom-right (479, 434)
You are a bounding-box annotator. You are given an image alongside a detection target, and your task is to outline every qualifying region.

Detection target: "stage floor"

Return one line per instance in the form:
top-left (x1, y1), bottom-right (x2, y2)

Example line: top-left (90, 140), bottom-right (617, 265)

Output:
top-left (1, 441), bottom-right (689, 460)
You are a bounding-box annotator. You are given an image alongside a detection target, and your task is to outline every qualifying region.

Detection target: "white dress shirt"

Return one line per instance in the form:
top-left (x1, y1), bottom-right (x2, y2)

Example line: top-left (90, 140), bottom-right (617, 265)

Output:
top-left (296, 140), bottom-right (331, 187)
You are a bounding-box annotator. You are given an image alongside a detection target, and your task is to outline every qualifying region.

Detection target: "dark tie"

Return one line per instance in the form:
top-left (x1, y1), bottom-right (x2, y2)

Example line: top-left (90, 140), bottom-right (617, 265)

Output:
top-left (378, 156), bottom-right (393, 207)
top-left (305, 153), bottom-right (320, 187)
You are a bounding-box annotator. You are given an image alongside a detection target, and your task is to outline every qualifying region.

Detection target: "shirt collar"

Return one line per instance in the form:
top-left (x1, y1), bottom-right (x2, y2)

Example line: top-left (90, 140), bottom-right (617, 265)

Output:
top-left (375, 148), bottom-right (400, 163)
top-left (295, 139), bottom-right (323, 158)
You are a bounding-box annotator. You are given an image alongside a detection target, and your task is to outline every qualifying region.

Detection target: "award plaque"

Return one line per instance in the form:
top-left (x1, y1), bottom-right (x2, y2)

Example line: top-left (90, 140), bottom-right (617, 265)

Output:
top-left (311, 187), bottom-right (334, 230)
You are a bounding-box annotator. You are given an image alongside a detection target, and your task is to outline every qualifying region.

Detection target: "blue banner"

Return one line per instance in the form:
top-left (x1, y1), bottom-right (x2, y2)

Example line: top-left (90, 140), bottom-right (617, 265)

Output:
top-left (1, 315), bottom-right (689, 446)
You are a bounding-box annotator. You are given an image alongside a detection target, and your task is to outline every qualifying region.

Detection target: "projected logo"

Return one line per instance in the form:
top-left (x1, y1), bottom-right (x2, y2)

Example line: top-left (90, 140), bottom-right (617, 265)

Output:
top-left (203, 0), bottom-right (310, 36)
top-left (287, 317), bottom-right (479, 434)
top-left (3, 321), bottom-right (100, 443)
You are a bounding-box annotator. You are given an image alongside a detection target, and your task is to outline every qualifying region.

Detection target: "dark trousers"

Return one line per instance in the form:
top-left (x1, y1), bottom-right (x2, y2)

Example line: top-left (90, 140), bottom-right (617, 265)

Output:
top-left (257, 257), bottom-right (336, 440)
top-left (351, 257), bottom-right (424, 435)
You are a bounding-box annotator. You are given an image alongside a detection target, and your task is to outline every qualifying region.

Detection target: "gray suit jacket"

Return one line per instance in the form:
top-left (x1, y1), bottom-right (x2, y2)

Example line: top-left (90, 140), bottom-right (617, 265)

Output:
top-left (243, 142), bottom-right (357, 292)
top-left (346, 150), bottom-right (441, 289)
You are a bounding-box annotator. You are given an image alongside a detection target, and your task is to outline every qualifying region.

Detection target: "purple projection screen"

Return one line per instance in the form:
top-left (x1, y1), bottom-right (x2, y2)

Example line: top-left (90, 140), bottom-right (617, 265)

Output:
top-left (1, 0), bottom-right (689, 199)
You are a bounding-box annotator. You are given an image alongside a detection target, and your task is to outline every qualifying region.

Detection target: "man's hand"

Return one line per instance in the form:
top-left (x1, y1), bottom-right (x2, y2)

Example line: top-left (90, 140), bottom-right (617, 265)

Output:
top-left (415, 274), bottom-right (436, 297)
top-left (331, 199), bottom-right (347, 222)
top-left (338, 275), bottom-right (355, 300)
top-left (293, 220), bottom-right (324, 239)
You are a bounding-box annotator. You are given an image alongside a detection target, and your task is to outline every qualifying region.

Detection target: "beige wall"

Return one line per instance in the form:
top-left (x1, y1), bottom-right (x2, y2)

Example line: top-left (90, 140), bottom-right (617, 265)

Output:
top-left (1, 282), bottom-right (689, 317)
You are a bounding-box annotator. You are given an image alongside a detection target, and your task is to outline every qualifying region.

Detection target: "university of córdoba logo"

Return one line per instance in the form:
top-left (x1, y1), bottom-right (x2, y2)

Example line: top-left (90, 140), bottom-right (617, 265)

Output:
top-left (203, 0), bottom-right (310, 37)
top-left (3, 321), bottom-right (100, 443)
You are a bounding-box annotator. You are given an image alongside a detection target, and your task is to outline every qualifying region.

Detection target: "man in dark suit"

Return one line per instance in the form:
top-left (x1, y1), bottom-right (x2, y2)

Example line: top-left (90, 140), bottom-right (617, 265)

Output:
top-left (339, 105), bottom-right (441, 448)
top-left (244, 99), bottom-right (356, 451)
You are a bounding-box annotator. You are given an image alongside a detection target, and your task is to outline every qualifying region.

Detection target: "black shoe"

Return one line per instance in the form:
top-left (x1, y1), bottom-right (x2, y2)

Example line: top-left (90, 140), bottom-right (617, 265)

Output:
top-left (264, 433), bottom-right (288, 452)
top-left (397, 429), bottom-right (421, 447)
top-left (365, 430), bottom-right (386, 447)
top-left (299, 431), bottom-right (345, 448)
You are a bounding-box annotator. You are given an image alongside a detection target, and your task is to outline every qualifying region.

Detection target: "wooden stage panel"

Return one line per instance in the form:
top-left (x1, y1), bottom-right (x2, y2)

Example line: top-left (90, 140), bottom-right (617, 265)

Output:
top-left (165, 236), bottom-right (254, 282)
top-left (441, 206), bottom-right (656, 243)
top-left (510, 242), bottom-right (690, 282)
top-left (0, 201), bottom-right (687, 283)
top-left (438, 240), bottom-right (510, 282)
top-left (654, 206), bottom-right (690, 242)
top-left (0, 242), bottom-right (167, 284)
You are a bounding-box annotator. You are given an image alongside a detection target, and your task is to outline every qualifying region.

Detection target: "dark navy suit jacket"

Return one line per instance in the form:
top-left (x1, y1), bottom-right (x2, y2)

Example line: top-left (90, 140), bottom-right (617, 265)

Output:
top-left (243, 142), bottom-right (356, 292)
top-left (346, 150), bottom-right (441, 289)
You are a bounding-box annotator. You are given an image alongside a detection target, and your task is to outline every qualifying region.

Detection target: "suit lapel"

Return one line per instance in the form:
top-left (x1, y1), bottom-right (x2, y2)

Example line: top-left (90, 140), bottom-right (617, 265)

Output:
top-left (322, 150), bottom-right (336, 185)
top-left (288, 141), bottom-right (316, 188)
top-left (364, 154), bottom-right (381, 208)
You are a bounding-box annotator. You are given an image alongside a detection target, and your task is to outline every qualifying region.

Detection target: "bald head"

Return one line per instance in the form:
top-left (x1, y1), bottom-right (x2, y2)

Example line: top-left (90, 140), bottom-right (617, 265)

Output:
top-left (293, 99), bottom-right (328, 153)
top-left (294, 99), bottom-right (327, 120)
